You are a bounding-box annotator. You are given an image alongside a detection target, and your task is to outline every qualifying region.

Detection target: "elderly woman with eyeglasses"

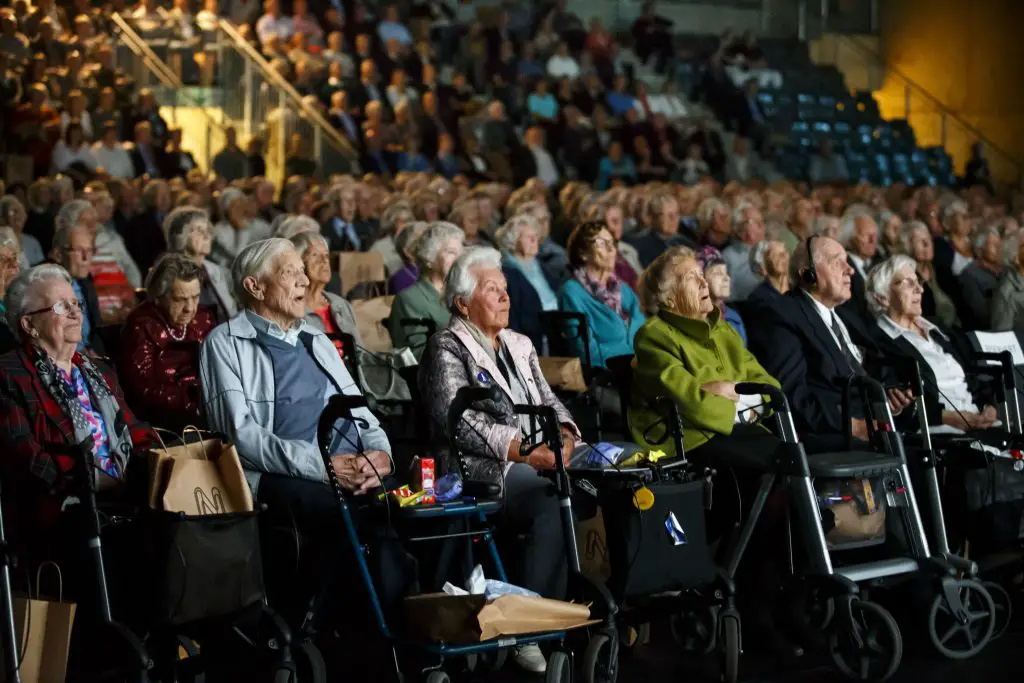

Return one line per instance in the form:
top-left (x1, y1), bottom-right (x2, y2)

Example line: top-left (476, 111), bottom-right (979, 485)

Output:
top-left (497, 214), bottom-right (557, 349)
top-left (389, 221), bottom-right (464, 357)
top-left (901, 219), bottom-right (958, 329)
top-left (0, 264), bottom-right (154, 558)
top-left (0, 195), bottom-right (45, 268)
top-left (866, 255), bottom-right (997, 431)
top-left (290, 231), bottom-right (360, 359)
top-left (117, 254), bottom-right (216, 431)
top-left (51, 200), bottom-right (105, 354)
top-left (559, 221), bottom-right (645, 369)
top-left (418, 246), bottom-right (580, 674)
top-left (164, 206), bottom-right (238, 323)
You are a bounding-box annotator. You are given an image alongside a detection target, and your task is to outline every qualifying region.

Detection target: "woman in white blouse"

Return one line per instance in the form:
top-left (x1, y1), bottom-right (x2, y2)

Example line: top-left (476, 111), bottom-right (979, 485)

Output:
top-left (51, 121), bottom-right (97, 175)
top-left (866, 254), bottom-right (997, 431)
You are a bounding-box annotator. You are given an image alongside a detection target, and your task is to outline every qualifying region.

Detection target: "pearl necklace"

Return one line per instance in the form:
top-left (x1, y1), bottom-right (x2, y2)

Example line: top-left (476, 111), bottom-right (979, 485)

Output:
top-left (167, 323), bottom-right (188, 342)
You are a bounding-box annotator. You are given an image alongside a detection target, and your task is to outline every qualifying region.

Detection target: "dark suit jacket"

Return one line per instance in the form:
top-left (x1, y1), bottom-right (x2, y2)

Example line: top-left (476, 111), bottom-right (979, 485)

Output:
top-left (841, 255), bottom-right (874, 328)
top-left (503, 265), bottom-right (545, 351)
top-left (755, 289), bottom-right (897, 437)
top-left (124, 209), bottom-right (168, 277)
top-left (127, 143), bottom-right (164, 178)
top-left (626, 229), bottom-right (698, 268)
top-left (77, 274), bottom-right (106, 357)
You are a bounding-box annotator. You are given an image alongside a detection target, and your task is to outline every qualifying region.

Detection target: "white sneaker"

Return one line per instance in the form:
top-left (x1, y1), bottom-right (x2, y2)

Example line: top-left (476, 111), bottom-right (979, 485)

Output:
top-left (514, 644), bottom-right (547, 674)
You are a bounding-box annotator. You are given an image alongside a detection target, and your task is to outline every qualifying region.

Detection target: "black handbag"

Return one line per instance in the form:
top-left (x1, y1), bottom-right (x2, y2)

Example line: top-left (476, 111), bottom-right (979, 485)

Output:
top-left (601, 480), bottom-right (716, 599)
top-left (145, 510), bottom-right (266, 626)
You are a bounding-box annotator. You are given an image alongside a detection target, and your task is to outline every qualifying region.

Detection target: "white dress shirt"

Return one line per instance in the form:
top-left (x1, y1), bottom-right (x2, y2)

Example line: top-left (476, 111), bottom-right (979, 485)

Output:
top-left (529, 145), bottom-right (560, 188)
top-left (91, 142), bottom-right (135, 179)
top-left (804, 291), bottom-right (863, 364)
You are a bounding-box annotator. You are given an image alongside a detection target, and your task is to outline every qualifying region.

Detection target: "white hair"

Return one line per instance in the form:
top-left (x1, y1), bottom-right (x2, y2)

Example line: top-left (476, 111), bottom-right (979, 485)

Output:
top-left (748, 239), bottom-right (772, 276)
top-left (4, 264), bottom-right (73, 340)
top-left (289, 230), bottom-right (328, 257)
top-left (865, 254), bottom-right (917, 320)
top-left (273, 214), bottom-right (320, 239)
top-left (219, 187), bottom-right (246, 214)
top-left (973, 225), bottom-right (1000, 254)
top-left (899, 219), bottom-right (929, 254)
top-left (444, 246), bottom-right (502, 313)
top-left (495, 214), bottom-right (540, 254)
top-left (730, 201), bottom-right (756, 236)
top-left (697, 197), bottom-right (726, 227)
top-left (941, 199), bottom-right (968, 222)
top-left (54, 199), bottom-right (92, 252)
top-left (231, 238), bottom-right (296, 305)
top-left (838, 211), bottom-right (876, 248)
top-left (638, 246), bottom-right (697, 316)
top-left (164, 206), bottom-right (210, 253)
top-left (413, 221), bottom-right (464, 272)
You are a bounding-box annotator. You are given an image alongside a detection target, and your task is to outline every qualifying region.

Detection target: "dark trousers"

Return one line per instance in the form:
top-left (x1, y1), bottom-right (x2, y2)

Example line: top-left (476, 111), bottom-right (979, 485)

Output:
top-left (500, 463), bottom-right (568, 599)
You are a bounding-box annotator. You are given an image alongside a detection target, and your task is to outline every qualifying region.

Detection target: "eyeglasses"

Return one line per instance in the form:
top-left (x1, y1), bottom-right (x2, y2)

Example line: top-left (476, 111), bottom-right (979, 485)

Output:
top-left (65, 246), bottom-right (96, 259)
top-left (592, 237), bottom-right (615, 250)
top-left (24, 298), bottom-right (81, 317)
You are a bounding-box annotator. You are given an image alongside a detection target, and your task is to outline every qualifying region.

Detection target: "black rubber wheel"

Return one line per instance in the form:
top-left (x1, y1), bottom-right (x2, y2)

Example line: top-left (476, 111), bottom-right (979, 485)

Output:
top-left (719, 615), bottom-right (740, 683)
top-left (927, 579), bottom-right (996, 659)
top-left (669, 607), bottom-right (717, 654)
top-left (295, 641), bottom-right (328, 683)
top-left (424, 671), bottom-right (450, 683)
top-left (273, 667), bottom-right (296, 683)
top-left (546, 651), bottom-right (571, 683)
top-left (981, 581), bottom-right (1013, 639)
top-left (582, 632), bottom-right (619, 683)
top-left (827, 599), bottom-right (902, 682)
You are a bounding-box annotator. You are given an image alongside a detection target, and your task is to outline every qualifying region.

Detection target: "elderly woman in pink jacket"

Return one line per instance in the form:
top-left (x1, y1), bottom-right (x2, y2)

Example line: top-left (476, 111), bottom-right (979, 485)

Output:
top-left (418, 246), bottom-right (580, 675)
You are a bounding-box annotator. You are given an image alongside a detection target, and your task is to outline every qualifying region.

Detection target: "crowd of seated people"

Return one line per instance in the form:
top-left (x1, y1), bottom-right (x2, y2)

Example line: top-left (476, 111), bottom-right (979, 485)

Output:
top-left (2, 0), bottom-right (1024, 679)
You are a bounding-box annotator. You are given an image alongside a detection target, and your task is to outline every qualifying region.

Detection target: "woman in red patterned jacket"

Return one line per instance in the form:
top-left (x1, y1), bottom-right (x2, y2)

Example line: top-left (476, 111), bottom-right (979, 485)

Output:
top-left (117, 253), bottom-right (216, 432)
top-left (0, 263), bottom-right (154, 561)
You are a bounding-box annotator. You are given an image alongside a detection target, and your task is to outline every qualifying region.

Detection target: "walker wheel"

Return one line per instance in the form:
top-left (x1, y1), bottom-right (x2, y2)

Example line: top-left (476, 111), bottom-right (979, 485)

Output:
top-left (466, 647), bottom-right (508, 672)
top-left (546, 651), bottom-right (572, 683)
top-left (981, 581), bottom-right (1013, 639)
top-left (296, 640), bottom-right (327, 683)
top-left (669, 606), bottom-right (718, 654)
top-left (273, 666), bottom-right (296, 683)
top-left (424, 671), bottom-right (450, 683)
top-left (927, 579), bottom-right (996, 659)
top-left (582, 631), bottom-right (619, 683)
top-left (827, 599), bottom-right (902, 682)
top-left (718, 614), bottom-right (740, 683)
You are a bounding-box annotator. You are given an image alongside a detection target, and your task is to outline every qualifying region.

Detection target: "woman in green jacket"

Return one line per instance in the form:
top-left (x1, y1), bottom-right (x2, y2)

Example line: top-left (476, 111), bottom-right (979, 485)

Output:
top-left (629, 245), bottom-right (780, 459)
top-left (629, 244), bottom-right (797, 656)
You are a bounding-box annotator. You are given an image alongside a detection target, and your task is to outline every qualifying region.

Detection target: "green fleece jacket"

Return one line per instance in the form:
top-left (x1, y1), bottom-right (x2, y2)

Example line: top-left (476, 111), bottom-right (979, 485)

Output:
top-left (628, 307), bottom-right (780, 457)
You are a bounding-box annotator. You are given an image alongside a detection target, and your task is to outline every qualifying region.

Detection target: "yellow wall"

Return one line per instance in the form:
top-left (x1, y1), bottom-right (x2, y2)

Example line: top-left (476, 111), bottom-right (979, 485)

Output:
top-left (877, 0), bottom-right (1024, 184)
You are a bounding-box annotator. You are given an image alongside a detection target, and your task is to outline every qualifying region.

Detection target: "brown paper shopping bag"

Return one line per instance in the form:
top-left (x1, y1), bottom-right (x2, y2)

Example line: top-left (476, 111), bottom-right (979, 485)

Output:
top-left (575, 506), bottom-right (611, 583)
top-left (0, 564), bottom-right (77, 683)
top-left (477, 595), bottom-right (598, 641)
top-left (352, 295), bottom-right (394, 353)
top-left (826, 500), bottom-right (886, 546)
top-left (539, 357), bottom-right (588, 393)
top-left (149, 437), bottom-right (253, 515)
top-left (337, 251), bottom-right (386, 296)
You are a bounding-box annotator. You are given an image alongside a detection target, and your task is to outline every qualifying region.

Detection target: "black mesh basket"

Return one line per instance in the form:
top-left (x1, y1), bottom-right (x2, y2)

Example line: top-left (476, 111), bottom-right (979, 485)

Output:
top-left (145, 510), bottom-right (266, 626)
top-left (601, 479), bottom-right (716, 599)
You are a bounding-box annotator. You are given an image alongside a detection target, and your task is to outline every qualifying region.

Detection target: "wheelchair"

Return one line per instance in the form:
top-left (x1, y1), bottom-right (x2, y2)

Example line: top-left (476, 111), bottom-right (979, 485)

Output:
top-left (303, 390), bottom-right (617, 683)
top-left (721, 378), bottom-right (999, 681)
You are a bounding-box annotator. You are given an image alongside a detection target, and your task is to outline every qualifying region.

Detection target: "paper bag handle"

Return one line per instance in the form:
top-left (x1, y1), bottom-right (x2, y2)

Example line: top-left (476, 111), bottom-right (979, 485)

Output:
top-left (34, 560), bottom-right (64, 602)
top-left (150, 426), bottom-right (178, 451)
top-left (181, 425), bottom-right (212, 457)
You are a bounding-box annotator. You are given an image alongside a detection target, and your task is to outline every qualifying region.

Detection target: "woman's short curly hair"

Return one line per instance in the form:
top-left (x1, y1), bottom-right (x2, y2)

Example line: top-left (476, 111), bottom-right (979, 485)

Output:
top-left (639, 246), bottom-right (697, 316)
top-left (566, 220), bottom-right (610, 269)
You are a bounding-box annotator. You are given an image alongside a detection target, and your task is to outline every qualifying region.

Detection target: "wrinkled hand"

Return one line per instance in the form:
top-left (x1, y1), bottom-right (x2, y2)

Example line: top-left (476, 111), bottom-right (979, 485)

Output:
top-left (330, 454), bottom-right (367, 492)
top-left (525, 445), bottom-right (559, 470)
top-left (887, 387), bottom-right (914, 416)
top-left (702, 381), bottom-right (739, 402)
top-left (946, 406), bottom-right (998, 431)
top-left (353, 450), bottom-right (392, 495)
top-left (560, 427), bottom-right (576, 467)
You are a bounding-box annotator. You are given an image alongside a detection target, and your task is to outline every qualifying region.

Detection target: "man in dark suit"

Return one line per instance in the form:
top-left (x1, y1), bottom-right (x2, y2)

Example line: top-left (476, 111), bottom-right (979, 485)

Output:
top-left (752, 236), bottom-right (914, 451)
top-left (417, 90), bottom-right (448, 160)
top-left (126, 121), bottom-right (163, 179)
top-left (839, 213), bottom-right (881, 328)
top-left (327, 90), bottom-right (362, 151)
top-left (320, 184), bottom-right (363, 252)
top-left (348, 59), bottom-right (389, 122)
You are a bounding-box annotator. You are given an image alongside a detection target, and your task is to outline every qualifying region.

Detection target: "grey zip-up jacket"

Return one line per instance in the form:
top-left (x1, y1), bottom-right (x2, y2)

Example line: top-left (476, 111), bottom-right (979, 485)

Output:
top-left (200, 312), bottom-right (392, 494)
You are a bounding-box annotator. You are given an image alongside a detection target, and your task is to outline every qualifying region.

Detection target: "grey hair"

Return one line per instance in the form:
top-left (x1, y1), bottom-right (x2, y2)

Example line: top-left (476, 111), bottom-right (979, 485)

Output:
top-left (4, 264), bottom-right (73, 340)
top-left (0, 226), bottom-right (18, 252)
top-left (899, 219), bottom-right (930, 254)
top-left (697, 197), bottom-right (726, 227)
top-left (274, 214), bottom-right (320, 239)
top-left (941, 199), bottom-right (968, 222)
top-left (144, 252), bottom-right (205, 301)
top-left (0, 195), bottom-right (24, 224)
top-left (230, 238), bottom-right (297, 305)
top-left (496, 214), bottom-right (540, 254)
top-left (413, 221), bottom-right (465, 272)
top-left (838, 212), bottom-right (876, 248)
top-left (53, 199), bottom-right (93, 252)
top-left (394, 220), bottom-right (428, 263)
top-left (730, 201), bottom-right (755, 236)
top-left (289, 230), bottom-right (329, 258)
top-left (163, 206), bottom-right (211, 253)
top-left (141, 179), bottom-right (169, 209)
top-left (748, 239), bottom-right (773, 276)
top-left (219, 187), bottom-right (246, 214)
top-left (973, 225), bottom-right (1000, 254)
top-left (638, 246), bottom-right (697, 316)
top-left (790, 234), bottom-right (834, 287)
top-left (865, 254), bottom-right (917, 320)
top-left (444, 246), bottom-right (502, 313)
top-left (380, 201), bottom-right (414, 236)
top-left (813, 214), bottom-right (839, 237)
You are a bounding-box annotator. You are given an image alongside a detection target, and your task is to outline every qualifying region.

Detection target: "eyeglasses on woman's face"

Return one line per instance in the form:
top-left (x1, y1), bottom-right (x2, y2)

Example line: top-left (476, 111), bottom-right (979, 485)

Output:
top-left (25, 298), bottom-right (81, 317)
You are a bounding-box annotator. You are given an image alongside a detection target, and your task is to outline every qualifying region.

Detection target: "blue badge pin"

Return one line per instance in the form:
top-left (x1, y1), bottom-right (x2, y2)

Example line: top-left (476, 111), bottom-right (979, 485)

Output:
top-left (476, 371), bottom-right (489, 384)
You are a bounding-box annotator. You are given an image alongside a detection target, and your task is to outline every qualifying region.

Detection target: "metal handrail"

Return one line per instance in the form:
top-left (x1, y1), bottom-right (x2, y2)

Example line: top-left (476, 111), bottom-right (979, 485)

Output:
top-left (216, 18), bottom-right (357, 160)
top-left (836, 34), bottom-right (1023, 182)
top-left (110, 12), bottom-right (227, 133)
